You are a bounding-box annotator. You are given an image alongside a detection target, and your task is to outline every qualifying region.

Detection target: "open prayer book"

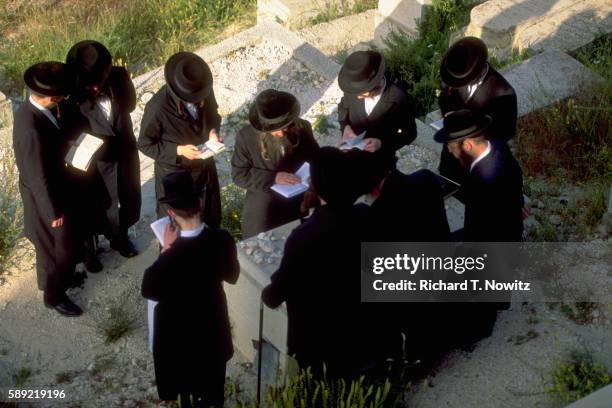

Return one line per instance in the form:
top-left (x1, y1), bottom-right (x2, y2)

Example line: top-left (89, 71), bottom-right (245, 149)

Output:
top-left (339, 131), bottom-right (367, 151)
top-left (429, 118), bottom-right (445, 131)
top-left (150, 216), bottom-right (171, 246)
top-left (271, 162), bottom-right (310, 198)
top-left (64, 133), bottom-right (104, 171)
top-left (197, 140), bottom-right (226, 160)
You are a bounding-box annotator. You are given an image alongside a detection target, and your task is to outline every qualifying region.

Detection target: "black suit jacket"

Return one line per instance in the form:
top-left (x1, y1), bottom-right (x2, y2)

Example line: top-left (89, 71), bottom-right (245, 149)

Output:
top-left (262, 204), bottom-right (377, 379)
top-left (463, 144), bottom-right (524, 242)
top-left (230, 119), bottom-right (319, 238)
top-left (439, 66), bottom-right (517, 143)
top-left (138, 84), bottom-right (222, 219)
top-left (13, 100), bottom-right (69, 241)
top-left (141, 228), bottom-right (239, 400)
top-left (64, 66), bottom-right (142, 235)
top-left (338, 82), bottom-right (417, 156)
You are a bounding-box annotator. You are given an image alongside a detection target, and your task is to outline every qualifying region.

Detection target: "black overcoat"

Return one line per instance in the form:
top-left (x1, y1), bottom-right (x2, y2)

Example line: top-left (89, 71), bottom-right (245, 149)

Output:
top-left (338, 82), bottom-right (417, 157)
top-left (138, 85), bottom-right (222, 228)
top-left (230, 119), bottom-right (319, 239)
top-left (66, 66), bottom-right (141, 236)
top-left (141, 228), bottom-right (239, 401)
top-left (463, 144), bottom-right (524, 242)
top-left (262, 205), bottom-right (379, 379)
top-left (12, 100), bottom-right (76, 298)
top-left (438, 66), bottom-right (518, 185)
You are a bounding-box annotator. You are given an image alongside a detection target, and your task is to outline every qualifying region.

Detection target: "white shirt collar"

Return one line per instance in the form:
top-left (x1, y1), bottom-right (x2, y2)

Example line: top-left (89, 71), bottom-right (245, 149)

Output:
top-left (179, 223), bottom-right (205, 238)
top-left (364, 77), bottom-right (385, 116)
top-left (184, 102), bottom-right (198, 120)
top-left (470, 141), bottom-right (492, 172)
top-left (29, 95), bottom-right (59, 128)
top-left (467, 64), bottom-right (489, 100)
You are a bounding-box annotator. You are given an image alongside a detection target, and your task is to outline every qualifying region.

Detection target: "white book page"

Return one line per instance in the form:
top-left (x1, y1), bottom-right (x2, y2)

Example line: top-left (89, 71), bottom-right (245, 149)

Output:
top-left (150, 216), bottom-right (170, 246)
top-left (65, 133), bottom-right (104, 171)
top-left (430, 118), bottom-right (444, 131)
top-left (271, 162), bottom-right (310, 198)
top-left (339, 132), bottom-right (366, 150)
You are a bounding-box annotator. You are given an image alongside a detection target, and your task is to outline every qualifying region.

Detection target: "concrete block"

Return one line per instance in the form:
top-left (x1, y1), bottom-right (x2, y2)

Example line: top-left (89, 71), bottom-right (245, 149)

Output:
top-left (565, 383), bottom-right (612, 408)
top-left (257, 0), bottom-right (359, 29)
top-left (374, 0), bottom-right (428, 46)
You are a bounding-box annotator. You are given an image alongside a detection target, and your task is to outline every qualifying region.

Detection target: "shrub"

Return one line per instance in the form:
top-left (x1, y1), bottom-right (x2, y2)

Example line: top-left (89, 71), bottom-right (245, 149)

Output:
top-left (381, 0), bottom-right (478, 117)
top-left (221, 183), bottom-right (246, 242)
top-left (308, 0), bottom-right (378, 26)
top-left (97, 301), bottom-right (137, 344)
top-left (549, 349), bottom-right (612, 404)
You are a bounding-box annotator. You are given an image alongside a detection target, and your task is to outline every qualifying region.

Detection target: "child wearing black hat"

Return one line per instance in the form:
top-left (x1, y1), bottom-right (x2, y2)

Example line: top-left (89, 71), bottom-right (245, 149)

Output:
top-left (142, 170), bottom-right (239, 407)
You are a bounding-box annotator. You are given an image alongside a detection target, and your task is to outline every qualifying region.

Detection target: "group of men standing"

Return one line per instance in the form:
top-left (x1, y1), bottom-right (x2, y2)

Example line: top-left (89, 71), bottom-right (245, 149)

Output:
top-left (13, 35), bottom-right (524, 406)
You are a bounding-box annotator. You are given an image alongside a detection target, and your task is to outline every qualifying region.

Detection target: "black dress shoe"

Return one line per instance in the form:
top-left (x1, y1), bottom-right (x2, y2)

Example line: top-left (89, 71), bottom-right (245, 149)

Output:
top-left (45, 298), bottom-right (83, 317)
top-left (110, 238), bottom-right (138, 258)
top-left (84, 255), bottom-right (103, 273)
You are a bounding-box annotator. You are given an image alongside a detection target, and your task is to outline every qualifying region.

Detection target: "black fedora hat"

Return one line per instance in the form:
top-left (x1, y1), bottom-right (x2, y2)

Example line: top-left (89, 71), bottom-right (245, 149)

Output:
top-left (434, 109), bottom-right (492, 143)
top-left (249, 89), bottom-right (300, 133)
top-left (24, 61), bottom-right (70, 97)
top-left (159, 170), bottom-right (203, 210)
top-left (440, 37), bottom-right (488, 88)
top-left (164, 52), bottom-right (213, 103)
top-left (338, 51), bottom-right (386, 95)
top-left (311, 147), bottom-right (366, 207)
top-left (66, 40), bottom-right (113, 86)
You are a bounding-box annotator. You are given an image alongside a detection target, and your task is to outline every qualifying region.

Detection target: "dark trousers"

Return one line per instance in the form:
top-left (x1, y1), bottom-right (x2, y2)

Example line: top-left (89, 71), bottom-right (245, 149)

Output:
top-left (168, 360), bottom-right (226, 408)
top-left (32, 225), bottom-right (75, 305)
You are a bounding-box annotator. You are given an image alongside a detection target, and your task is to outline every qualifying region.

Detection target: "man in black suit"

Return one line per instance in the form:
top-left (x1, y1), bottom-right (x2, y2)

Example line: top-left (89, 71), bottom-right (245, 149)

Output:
top-left (337, 51), bottom-right (417, 159)
top-left (12, 62), bottom-right (82, 317)
top-left (433, 109), bottom-right (524, 346)
top-left (65, 40), bottom-right (142, 264)
top-left (231, 89), bottom-right (319, 238)
top-left (262, 147), bottom-right (380, 380)
top-left (139, 52), bottom-right (222, 232)
top-left (438, 37), bottom-right (518, 187)
top-left (142, 170), bottom-right (239, 407)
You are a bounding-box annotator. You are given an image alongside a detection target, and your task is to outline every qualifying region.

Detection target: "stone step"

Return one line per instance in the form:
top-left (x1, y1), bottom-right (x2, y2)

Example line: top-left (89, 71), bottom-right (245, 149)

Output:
top-left (463, 0), bottom-right (612, 59)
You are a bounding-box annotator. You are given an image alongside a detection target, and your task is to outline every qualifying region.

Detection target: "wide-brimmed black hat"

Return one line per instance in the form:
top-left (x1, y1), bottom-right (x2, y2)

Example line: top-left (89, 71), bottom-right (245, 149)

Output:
top-left (159, 170), bottom-right (203, 210)
top-left (440, 37), bottom-right (488, 88)
top-left (24, 61), bottom-right (70, 97)
top-left (434, 109), bottom-right (492, 143)
top-left (338, 51), bottom-right (386, 94)
top-left (249, 89), bottom-right (301, 133)
top-left (164, 52), bottom-right (213, 103)
top-left (311, 147), bottom-right (367, 207)
top-left (66, 40), bottom-right (113, 86)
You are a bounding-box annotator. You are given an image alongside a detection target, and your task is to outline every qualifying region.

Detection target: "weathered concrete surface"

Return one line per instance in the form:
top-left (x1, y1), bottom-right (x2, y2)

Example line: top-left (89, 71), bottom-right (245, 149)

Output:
top-left (373, 0), bottom-right (428, 46)
top-left (566, 383), bottom-right (612, 408)
top-left (427, 50), bottom-right (604, 124)
top-left (462, 0), bottom-right (612, 59)
top-left (297, 9), bottom-right (376, 59)
top-left (257, 0), bottom-right (360, 28)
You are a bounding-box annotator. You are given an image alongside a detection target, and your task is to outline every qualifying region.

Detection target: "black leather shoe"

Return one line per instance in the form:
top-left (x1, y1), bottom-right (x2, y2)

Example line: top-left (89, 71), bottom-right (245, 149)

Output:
top-left (45, 298), bottom-right (83, 317)
top-left (110, 238), bottom-right (138, 258)
top-left (84, 255), bottom-right (103, 273)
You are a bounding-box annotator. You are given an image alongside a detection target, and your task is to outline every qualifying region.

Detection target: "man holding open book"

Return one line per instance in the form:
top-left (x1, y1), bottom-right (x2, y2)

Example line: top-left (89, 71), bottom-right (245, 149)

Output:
top-left (231, 89), bottom-right (319, 239)
top-left (139, 52), bottom-right (223, 230)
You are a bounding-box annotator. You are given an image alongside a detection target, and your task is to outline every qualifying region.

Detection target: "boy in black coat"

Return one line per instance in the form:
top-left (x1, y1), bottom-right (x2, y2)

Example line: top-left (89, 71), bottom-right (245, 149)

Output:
top-left (337, 51), bottom-right (417, 160)
top-left (13, 62), bottom-right (82, 317)
top-left (142, 171), bottom-right (239, 407)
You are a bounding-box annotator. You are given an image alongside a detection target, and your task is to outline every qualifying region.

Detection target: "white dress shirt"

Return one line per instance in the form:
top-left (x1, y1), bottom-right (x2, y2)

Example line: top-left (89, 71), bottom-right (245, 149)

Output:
top-left (184, 102), bottom-right (199, 120)
top-left (179, 223), bottom-right (205, 238)
top-left (29, 96), bottom-right (59, 128)
top-left (466, 64), bottom-right (489, 100)
top-left (98, 97), bottom-right (112, 122)
top-left (364, 78), bottom-right (385, 116)
top-left (470, 141), bottom-right (491, 172)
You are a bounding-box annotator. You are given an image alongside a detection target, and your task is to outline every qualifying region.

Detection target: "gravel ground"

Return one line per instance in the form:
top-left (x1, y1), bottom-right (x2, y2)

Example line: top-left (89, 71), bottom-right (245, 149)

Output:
top-left (0, 36), bottom-right (611, 408)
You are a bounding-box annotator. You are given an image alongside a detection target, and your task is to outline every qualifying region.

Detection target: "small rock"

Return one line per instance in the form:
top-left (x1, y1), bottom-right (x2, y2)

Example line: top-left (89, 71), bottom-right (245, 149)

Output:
top-left (559, 196), bottom-right (569, 205)
top-left (246, 240), bottom-right (257, 249)
top-left (87, 363), bottom-right (95, 372)
top-left (245, 247), bottom-right (254, 256)
top-left (259, 242), bottom-right (273, 253)
top-left (280, 75), bottom-right (289, 82)
top-left (140, 92), bottom-right (153, 103)
top-left (549, 214), bottom-right (562, 226)
top-left (257, 232), bottom-right (266, 239)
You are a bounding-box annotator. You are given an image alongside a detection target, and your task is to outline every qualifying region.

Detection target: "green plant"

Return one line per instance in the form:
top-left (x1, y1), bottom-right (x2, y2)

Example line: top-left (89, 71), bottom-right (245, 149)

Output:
top-left (381, 0), bottom-right (478, 117)
top-left (13, 366), bottom-right (31, 387)
top-left (97, 302), bottom-right (137, 344)
top-left (549, 349), bottom-right (612, 404)
top-left (0, 131), bottom-right (23, 276)
top-left (0, 0), bottom-right (256, 95)
top-left (221, 182), bottom-right (246, 241)
top-left (313, 114), bottom-right (334, 135)
top-left (266, 367), bottom-right (392, 407)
